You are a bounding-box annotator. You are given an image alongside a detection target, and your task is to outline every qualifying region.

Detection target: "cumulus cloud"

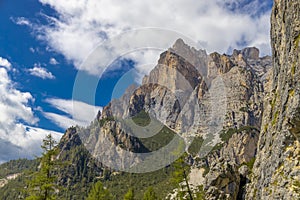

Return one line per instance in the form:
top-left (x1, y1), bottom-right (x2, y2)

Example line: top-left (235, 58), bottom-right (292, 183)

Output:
top-left (0, 68), bottom-right (37, 126)
top-left (0, 57), bottom-right (12, 70)
top-left (49, 57), bottom-right (59, 65)
top-left (44, 98), bottom-right (102, 129)
top-left (0, 67), bottom-right (62, 163)
top-left (28, 64), bottom-right (55, 79)
top-left (32, 0), bottom-right (272, 77)
top-left (0, 126), bottom-right (62, 164)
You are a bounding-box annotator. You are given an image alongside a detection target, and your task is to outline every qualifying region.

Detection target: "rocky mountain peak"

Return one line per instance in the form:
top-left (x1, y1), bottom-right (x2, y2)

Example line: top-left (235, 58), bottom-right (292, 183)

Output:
top-left (172, 38), bottom-right (188, 50)
top-left (142, 49), bottom-right (201, 92)
top-left (170, 38), bottom-right (208, 77)
top-left (233, 47), bottom-right (260, 60)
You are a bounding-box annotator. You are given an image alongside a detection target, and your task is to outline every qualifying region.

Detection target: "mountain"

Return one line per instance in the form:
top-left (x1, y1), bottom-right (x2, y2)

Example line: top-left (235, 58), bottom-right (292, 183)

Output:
top-left (0, 1), bottom-right (299, 199)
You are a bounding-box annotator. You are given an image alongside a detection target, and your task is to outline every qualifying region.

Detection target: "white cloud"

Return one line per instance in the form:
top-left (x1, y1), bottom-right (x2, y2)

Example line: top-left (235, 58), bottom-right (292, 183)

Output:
top-left (49, 57), bottom-right (59, 65)
top-left (32, 0), bottom-right (272, 77)
top-left (28, 64), bottom-right (55, 79)
top-left (0, 57), bottom-right (12, 70)
top-left (44, 98), bottom-right (102, 129)
top-left (0, 126), bottom-right (62, 164)
top-left (0, 67), bottom-right (62, 163)
top-left (0, 68), bottom-right (37, 126)
top-left (10, 17), bottom-right (32, 26)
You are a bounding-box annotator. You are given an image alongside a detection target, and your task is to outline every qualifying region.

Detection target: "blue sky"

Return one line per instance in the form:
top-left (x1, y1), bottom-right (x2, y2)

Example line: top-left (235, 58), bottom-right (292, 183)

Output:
top-left (0, 0), bottom-right (273, 163)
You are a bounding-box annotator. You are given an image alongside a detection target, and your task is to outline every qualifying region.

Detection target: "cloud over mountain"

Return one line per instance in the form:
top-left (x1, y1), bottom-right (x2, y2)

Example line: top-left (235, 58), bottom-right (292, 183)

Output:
top-left (44, 98), bottom-right (102, 130)
top-left (33, 0), bottom-right (272, 76)
top-left (0, 62), bottom-right (61, 163)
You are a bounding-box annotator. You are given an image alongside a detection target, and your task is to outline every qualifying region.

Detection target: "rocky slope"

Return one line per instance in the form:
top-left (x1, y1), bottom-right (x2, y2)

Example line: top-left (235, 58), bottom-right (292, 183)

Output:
top-left (246, 0), bottom-right (300, 199)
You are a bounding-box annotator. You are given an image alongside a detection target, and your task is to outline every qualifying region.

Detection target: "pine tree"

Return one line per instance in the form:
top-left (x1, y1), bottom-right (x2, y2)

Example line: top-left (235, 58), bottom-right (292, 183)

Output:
top-left (26, 134), bottom-right (58, 200)
top-left (86, 181), bottom-right (112, 200)
top-left (172, 155), bottom-right (193, 200)
top-left (124, 188), bottom-right (135, 200)
top-left (143, 187), bottom-right (158, 200)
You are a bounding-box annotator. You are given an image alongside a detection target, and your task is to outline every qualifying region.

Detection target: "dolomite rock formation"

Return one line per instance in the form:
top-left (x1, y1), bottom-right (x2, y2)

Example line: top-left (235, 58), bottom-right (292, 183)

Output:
top-left (246, 0), bottom-right (300, 199)
top-left (86, 39), bottom-right (272, 198)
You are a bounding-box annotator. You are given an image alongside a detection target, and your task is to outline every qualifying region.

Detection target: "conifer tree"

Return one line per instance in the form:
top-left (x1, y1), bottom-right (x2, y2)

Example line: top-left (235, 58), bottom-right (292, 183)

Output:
top-left (86, 181), bottom-right (112, 200)
top-left (26, 134), bottom-right (58, 200)
top-left (172, 155), bottom-right (193, 200)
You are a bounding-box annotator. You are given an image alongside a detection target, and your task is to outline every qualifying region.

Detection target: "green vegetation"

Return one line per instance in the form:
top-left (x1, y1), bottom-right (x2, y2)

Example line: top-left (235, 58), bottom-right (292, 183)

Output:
top-left (139, 126), bottom-right (175, 152)
top-left (270, 92), bottom-right (277, 112)
top-left (220, 126), bottom-right (259, 143)
top-left (194, 185), bottom-right (205, 200)
top-left (54, 144), bottom-right (101, 199)
top-left (25, 134), bottom-right (59, 200)
top-left (130, 110), bottom-right (176, 152)
top-left (245, 157), bottom-right (255, 170)
top-left (220, 128), bottom-right (236, 142)
top-left (0, 174), bottom-right (30, 199)
top-left (124, 188), bottom-right (135, 200)
top-left (295, 33), bottom-right (300, 50)
top-left (103, 166), bottom-right (176, 200)
top-left (253, 188), bottom-right (257, 198)
top-left (289, 89), bottom-right (295, 97)
top-left (132, 110), bottom-right (151, 126)
top-left (272, 111), bottom-right (279, 126)
top-left (0, 159), bottom-right (38, 179)
top-left (86, 181), bottom-right (113, 200)
top-left (209, 126), bottom-right (259, 156)
top-left (0, 118), bottom-right (188, 200)
top-left (172, 155), bottom-right (193, 200)
top-left (0, 112), bottom-right (208, 200)
top-left (0, 135), bottom-right (102, 200)
top-left (0, 159), bottom-right (39, 199)
top-left (143, 187), bottom-right (158, 200)
top-left (263, 124), bottom-right (268, 133)
top-left (188, 136), bottom-right (204, 156)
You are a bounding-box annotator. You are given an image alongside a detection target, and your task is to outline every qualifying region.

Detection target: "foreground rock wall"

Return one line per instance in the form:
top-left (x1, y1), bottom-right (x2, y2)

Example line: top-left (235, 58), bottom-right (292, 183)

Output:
top-left (246, 0), bottom-right (300, 199)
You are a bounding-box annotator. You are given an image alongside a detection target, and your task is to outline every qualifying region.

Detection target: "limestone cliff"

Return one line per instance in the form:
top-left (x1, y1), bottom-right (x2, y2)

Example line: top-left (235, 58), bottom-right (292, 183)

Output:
top-left (246, 0), bottom-right (300, 199)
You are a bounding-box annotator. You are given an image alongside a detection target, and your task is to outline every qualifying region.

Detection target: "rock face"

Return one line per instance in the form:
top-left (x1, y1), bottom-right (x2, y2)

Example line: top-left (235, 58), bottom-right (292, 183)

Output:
top-left (246, 1), bottom-right (300, 199)
top-left (78, 38), bottom-right (272, 198)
